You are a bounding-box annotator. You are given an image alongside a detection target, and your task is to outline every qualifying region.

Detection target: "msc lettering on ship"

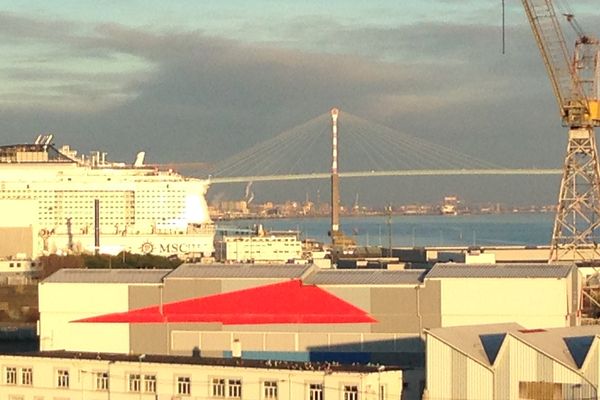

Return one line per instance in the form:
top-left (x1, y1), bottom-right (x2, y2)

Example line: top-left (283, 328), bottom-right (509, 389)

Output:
top-left (159, 243), bottom-right (203, 253)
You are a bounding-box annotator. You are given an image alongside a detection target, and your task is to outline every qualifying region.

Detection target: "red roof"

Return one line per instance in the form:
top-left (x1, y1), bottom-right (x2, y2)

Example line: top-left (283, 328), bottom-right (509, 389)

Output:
top-left (74, 279), bottom-right (376, 325)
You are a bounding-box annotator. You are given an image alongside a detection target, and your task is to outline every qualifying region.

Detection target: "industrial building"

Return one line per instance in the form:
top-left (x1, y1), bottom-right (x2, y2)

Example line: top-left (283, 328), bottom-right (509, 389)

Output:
top-left (425, 323), bottom-right (600, 400)
top-left (216, 232), bottom-right (303, 263)
top-left (0, 350), bottom-right (403, 399)
top-left (37, 262), bottom-right (582, 399)
top-left (426, 262), bottom-right (581, 328)
top-left (39, 263), bottom-right (581, 358)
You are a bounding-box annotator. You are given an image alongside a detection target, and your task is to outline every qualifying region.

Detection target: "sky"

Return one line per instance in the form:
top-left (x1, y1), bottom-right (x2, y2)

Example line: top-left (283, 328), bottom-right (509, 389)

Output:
top-left (1, 1), bottom-right (599, 206)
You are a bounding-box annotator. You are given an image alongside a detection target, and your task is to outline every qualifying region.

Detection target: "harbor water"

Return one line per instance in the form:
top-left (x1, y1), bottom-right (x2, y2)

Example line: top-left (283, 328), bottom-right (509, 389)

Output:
top-left (216, 213), bottom-right (554, 247)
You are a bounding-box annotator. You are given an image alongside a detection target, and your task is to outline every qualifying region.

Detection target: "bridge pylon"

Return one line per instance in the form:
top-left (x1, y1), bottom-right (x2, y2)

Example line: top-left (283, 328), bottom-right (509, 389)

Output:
top-left (329, 108), bottom-right (355, 254)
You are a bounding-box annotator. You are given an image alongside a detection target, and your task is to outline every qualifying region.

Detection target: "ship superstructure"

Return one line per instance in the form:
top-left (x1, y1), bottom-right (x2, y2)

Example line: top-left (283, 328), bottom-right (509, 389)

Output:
top-left (0, 135), bottom-right (215, 258)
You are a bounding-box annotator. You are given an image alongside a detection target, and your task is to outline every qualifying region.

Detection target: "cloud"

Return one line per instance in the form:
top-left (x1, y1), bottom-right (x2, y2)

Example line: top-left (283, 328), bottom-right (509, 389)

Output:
top-left (0, 7), bottom-right (590, 204)
top-left (0, 12), bottom-right (77, 42)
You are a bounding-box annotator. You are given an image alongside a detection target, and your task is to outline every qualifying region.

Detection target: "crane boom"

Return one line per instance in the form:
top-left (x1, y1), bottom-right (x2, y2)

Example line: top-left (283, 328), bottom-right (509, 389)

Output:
top-left (521, 0), bottom-right (589, 125)
top-left (520, 0), bottom-right (600, 261)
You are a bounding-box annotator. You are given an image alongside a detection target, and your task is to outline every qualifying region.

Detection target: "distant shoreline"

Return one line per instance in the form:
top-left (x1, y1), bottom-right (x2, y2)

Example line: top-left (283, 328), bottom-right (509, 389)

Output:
top-left (211, 209), bottom-right (554, 222)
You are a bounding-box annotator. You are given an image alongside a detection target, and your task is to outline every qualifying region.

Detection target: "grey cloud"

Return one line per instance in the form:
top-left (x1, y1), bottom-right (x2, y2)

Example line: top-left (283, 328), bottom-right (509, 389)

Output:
top-left (0, 12), bottom-right (77, 42)
top-left (0, 11), bottom-right (583, 204)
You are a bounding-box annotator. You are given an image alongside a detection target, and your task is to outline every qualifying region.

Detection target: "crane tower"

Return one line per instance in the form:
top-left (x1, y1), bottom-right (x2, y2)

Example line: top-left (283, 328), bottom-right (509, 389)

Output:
top-left (521, 0), bottom-right (600, 261)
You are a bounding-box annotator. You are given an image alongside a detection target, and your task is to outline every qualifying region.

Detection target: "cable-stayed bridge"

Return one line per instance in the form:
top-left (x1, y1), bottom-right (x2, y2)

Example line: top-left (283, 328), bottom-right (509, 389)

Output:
top-left (198, 110), bottom-right (560, 184)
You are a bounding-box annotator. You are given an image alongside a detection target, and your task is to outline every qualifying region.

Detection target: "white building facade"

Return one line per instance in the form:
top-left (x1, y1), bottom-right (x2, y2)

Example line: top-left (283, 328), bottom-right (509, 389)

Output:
top-left (222, 234), bottom-right (303, 263)
top-left (0, 351), bottom-right (402, 400)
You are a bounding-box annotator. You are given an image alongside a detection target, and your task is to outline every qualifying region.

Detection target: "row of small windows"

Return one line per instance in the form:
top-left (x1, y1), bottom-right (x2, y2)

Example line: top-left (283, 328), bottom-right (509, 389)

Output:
top-left (4, 367), bottom-right (360, 399)
top-left (4, 367), bottom-right (32, 386)
top-left (6, 262), bottom-right (35, 268)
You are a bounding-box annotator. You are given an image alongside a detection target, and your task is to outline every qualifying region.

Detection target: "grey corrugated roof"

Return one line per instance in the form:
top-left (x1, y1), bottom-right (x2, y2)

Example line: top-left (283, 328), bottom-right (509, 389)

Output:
top-left (427, 323), bottom-right (600, 370)
top-left (166, 263), bottom-right (312, 279)
top-left (512, 325), bottom-right (600, 369)
top-left (426, 263), bottom-right (574, 279)
top-left (303, 269), bottom-right (426, 285)
top-left (42, 269), bottom-right (171, 284)
top-left (427, 323), bottom-right (523, 367)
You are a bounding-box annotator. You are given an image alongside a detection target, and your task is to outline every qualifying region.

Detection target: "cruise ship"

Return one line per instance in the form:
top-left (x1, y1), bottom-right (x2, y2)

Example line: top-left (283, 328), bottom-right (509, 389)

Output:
top-left (0, 135), bottom-right (215, 258)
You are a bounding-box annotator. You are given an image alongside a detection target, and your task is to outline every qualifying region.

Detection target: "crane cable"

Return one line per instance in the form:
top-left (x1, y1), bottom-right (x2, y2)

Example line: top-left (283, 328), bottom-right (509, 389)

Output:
top-left (501, 0), bottom-right (505, 54)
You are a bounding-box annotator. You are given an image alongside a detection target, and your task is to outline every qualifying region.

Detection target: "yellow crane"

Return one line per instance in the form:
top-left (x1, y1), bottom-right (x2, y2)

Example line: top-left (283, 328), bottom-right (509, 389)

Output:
top-left (521, 0), bottom-right (600, 261)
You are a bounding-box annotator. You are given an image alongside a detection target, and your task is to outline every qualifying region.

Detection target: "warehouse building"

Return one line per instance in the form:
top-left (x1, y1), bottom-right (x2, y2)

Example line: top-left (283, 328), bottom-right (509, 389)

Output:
top-left (426, 262), bottom-right (581, 328)
top-left (0, 350), bottom-right (402, 399)
top-left (39, 263), bottom-right (581, 359)
top-left (39, 264), bottom-right (432, 365)
top-left (425, 323), bottom-right (600, 400)
top-left (38, 262), bottom-right (582, 400)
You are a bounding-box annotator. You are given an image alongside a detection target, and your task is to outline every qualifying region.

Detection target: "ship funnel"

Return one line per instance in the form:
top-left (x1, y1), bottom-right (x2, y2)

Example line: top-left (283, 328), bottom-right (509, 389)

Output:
top-left (134, 152), bottom-right (146, 167)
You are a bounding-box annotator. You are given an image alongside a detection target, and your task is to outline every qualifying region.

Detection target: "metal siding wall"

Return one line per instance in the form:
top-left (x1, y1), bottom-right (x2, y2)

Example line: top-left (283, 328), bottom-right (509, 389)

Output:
top-left (511, 338), bottom-right (596, 400)
top-left (425, 335), bottom-right (452, 400)
top-left (494, 339), bottom-right (511, 400)
top-left (466, 358), bottom-right (493, 400)
top-left (536, 351), bottom-right (554, 381)
top-left (451, 348), bottom-right (467, 399)
top-left (583, 342), bottom-right (599, 388)
top-left (510, 339), bottom-right (538, 399)
top-left (552, 363), bottom-right (596, 400)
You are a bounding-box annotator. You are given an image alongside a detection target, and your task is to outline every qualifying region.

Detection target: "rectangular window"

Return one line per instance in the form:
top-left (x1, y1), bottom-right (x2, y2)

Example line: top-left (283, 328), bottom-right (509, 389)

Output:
top-left (177, 376), bottom-right (191, 395)
top-left (228, 379), bottom-right (242, 398)
top-left (264, 380), bottom-right (278, 399)
top-left (56, 369), bottom-right (69, 388)
top-left (21, 368), bottom-right (33, 386)
top-left (144, 374), bottom-right (157, 393)
top-left (128, 373), bottom-right (141, 392)
top-left (309, 383), bottom-right (323, 400)
top-left (95, 371), bottom-right (109, 391)
top-left (5, 367), bottom-right (17, 384)
top-left (212, 378), bottom-right (225, 397)
top-left (343, 385), bottom-right (359, 400)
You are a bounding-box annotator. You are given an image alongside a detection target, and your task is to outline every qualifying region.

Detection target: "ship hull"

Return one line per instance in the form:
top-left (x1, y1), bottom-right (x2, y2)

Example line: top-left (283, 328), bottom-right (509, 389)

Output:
top-left (45, 232), bottom-right (215, 258)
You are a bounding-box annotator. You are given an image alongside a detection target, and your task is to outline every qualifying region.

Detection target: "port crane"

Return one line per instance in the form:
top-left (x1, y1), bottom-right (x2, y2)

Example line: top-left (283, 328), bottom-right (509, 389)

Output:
top-left (521, 0), bottom-right (600, 261)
